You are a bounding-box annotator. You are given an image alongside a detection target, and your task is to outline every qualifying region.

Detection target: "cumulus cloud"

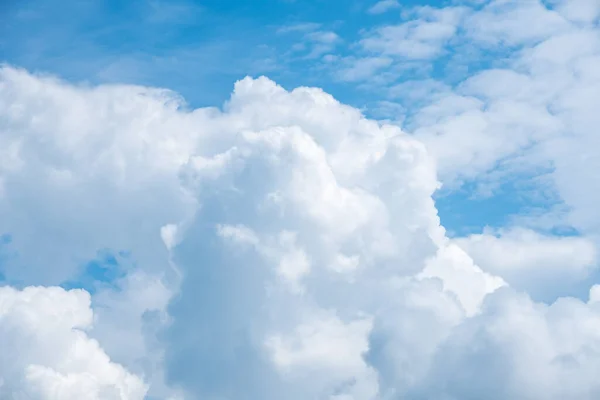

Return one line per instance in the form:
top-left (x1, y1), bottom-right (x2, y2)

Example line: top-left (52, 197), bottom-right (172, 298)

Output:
top-left (0, 286), bottom-right (146, 399)
top-left (89, 271), bottom-right (179, 399)
top-left (0, 67), bottom-right (196, 284)
top-left (163, 76), bottom-right (476, 398)
top-left (1, 48), bottom-right (600, 400)
top-left (454, 228), bottom-right (598, 301)
top-left (416, 288), bottom-right (600, 400)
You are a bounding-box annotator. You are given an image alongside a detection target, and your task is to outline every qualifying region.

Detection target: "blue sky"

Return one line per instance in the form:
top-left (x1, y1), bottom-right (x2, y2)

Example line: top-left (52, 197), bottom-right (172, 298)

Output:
top-left (1, 0), bottom-right (469, 108)
top-left (2, 0), bottom-right (600, 399)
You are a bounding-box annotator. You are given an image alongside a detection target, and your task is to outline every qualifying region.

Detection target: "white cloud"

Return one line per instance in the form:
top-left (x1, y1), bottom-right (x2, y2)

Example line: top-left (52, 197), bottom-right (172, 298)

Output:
top-left (360, 6), bottom-right (467, 59)
top-left (276, 22), bottom-right (322, 34)
top-left (368, 0), bottom-right (400, 15)
top-left (88, 271), bottom-right (181, 399)
top-left (3, 55), bottom-right (600, 400)
top-left (454, 228), bottom-right (598, 300)
top-left (278, 24), bottom-right (341, 60)
top-left (0, 67), bottom-right (197, 285)
top-left (336, 56), bottom-right (393, 82)
top-left (420, 243), bottom-right (505, 316)
top-left (463, 0), bottom-right (571, 46)
top-left (360, 0), bottom-right (599, 238)
top-left (156, 74), bottom-right (503, 398)
top-left (417, 288), bottom-right (600, 400)
top-left (550, 0), bottom-right (600, 24)
top-left (388, 78), bottom-right (451, 102)
top-left (0, 66), bottom-right (480, 399)
top-left (0, 286), bottom-right (147, 399)
top-left (266, 315), bottom-right (369, 370)
top-left (303, 31), bottom-right (341, 59)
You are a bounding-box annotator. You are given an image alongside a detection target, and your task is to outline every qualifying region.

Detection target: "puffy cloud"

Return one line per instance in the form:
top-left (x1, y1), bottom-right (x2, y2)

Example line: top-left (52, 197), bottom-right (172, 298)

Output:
top-left (163, 76), bottom-right (474, 399)
top-left (0, 66), bottom-right (194, 397)
top-left (1, 66), bottom-right (474, 398)
top-left (420, 243), bottom-right (505, 316)
top-left (2, 59), bottom-right (600, 400)
top-left (0, 286), bottom-right (146, 399)
top-left (416, 288), bottom-right (600, 400)
top-left (0, 66), bottom-right (196, 284)
top-left (88, 271), bottom-right (179, 399)
top-left (454, 228), bottom-right (598, 301)
top-left (317, 3), bottom-right (600, 394)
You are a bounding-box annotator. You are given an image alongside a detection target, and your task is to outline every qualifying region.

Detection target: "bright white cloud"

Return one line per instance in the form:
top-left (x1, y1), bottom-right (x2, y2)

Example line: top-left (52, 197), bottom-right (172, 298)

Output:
top-left (152, 74), bottom-right (502, 398)
top-left (420, 243), bottom-right (505, 316)
top-left (417, 288), bottom-right (600, 400)
top-left (265, 312), bottom-right (379, 399)
top-left (3, 9), bottom-right (600, 394)
top-left (454, 228), bottom-right (598, 301)
top-left (0, 67), bottom-right (197, 285)
top-left (0, 66), bottom-right (486, 399)
top-left (0, 286), bottom-right (146, 399)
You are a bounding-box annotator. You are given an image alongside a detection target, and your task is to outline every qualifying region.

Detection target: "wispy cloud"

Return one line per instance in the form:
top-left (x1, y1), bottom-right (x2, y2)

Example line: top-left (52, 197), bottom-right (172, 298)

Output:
top-left (335, 56), bottom-right (393, 82)
top-left (360, 6), bottom-right (468, 59)
top-left (278, 23), bottom-right (341, 60)
top-left (367, 0), bottom-right (400, 15)
top-left (276, 22), bottom-right (322, 34)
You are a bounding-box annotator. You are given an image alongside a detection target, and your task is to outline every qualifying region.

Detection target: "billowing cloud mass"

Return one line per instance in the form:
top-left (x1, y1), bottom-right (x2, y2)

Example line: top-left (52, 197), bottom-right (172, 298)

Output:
top-left (1, 1), bottom-right (600, 398)
top-left (1, 63), bottom-right (599, 399)
top-left (0, 286), bottom-right (146, 399)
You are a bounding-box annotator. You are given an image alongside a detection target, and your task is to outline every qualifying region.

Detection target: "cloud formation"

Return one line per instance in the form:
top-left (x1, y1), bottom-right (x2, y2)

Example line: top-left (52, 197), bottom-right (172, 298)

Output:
top-left (339, 1), bottom-right (600, 240)
top-left (0, 286), bottom-right (146, 399)
top-left (454, 228), bottom-right (597, 301)
top-left (367, 0), bottom-right (400, 15)
top-left (2, 0), bottom-right (600, 392)
top-left (0, 67), bottom-right (483, 398)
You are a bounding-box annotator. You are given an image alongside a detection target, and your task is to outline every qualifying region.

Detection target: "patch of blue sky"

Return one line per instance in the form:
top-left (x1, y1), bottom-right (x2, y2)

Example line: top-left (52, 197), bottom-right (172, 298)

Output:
top-left (0, 234), bottom-right (11, 283)
top-left (61, 249), bottom-right (129, 294)
top-left (436, 178), bottom-right (556, 237)
top-left (0, 234), bottom-right (16, 285)
top-left (1, 0), bottom-right (446, 106)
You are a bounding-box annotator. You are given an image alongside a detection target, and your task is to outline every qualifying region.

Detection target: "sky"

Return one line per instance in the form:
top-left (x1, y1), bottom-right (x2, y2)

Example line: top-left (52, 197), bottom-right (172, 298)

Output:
top-left (1, 0), bottom-right (600, 399)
